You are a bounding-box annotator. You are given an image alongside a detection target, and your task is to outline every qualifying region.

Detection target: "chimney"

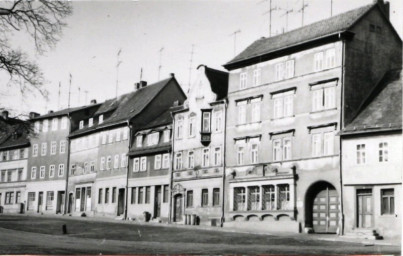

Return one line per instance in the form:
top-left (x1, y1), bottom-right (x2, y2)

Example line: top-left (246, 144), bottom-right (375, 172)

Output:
top-left (139, 81), bottom-right (147, 88)
top-left (2, 110), bottom-right (9, 120)
top-left (134, 82), bottom-right (141, 90)
top-left (90, 99), bottom-right (97, 104)
top-left (374, 0), bottom-right (390, 20)
top-left (170, 73), bottom-right (175, 78)
top-left (48, 110), bottom-right (54, 114)
top-left (29, 112), bottom-right (40, 119)
top-left (173, 100), bottom-right (179, 107)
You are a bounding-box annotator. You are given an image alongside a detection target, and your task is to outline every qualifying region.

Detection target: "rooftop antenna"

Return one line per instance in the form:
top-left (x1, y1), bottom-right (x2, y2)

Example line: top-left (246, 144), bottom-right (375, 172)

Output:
top-left (297, 0), bottom-right (309, 26)
top-left (78, 86), bottom-right (81, 106)
top-left (158, 47), bottom-right (164, 80)
top-left (188, 44), bottom-right (195, 89)
top-left (116, 48), bottom-right (122, 98)
top-left (68, 73), bottom-right (72, 109)
top-left (140, 67), bottom-right (143, 81)
top-left (261, 0), bottom-right (278, 37)
top-left (84, 90), bottom-right (88, 105)
top-left (57, 82), bottom-right (61, 110)
top-left (330, 0), bottom-right (333, 17)
top-left (229, 29), bottom-right (241, 56)
top-left (280, 7), bottom-right (294, 32)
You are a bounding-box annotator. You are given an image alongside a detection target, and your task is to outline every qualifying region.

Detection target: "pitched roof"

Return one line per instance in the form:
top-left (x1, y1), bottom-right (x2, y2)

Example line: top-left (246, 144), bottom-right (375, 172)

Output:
top-left (30, 103), bottom-right (101, 121)
top-left (0, 117), bottom-right (30, 150)
top-left (224, 4), bottom-right (375, 69)
top-left (201, 65), bottom-right (229, 101)
top-left (341, 69), bottom-right (402, 135)
top-left (135, 108), bottom-right (172, 131)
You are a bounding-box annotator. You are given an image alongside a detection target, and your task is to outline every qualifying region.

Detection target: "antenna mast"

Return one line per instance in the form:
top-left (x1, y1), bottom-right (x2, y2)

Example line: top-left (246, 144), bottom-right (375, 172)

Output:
top-left (297, 0), bottom-right (309, 26)
top-left (330, 0), bottom-right (333, 17)
top-left (116, 48), bottom-right (122, 98)
top-left (230, 29), bottom-right (241, 56)
top-left (78, 86), bottom-right (81, 106)
top-left (158, 47), bottom-right (164, 80)
top-left (280, 8), bottom-right (294, 32)
top-left (84, 90), bottom-right (88, 105)
top-left (58, 82), bottom-right (61, 110)
top-left (262, 0), bottom-right (278, 37)
top-left (68, 74), bottom-right (72, 109)
top-left (188, 44), bottom-right (195, 89)
top-left (140, 67), bottom-right (143, 81)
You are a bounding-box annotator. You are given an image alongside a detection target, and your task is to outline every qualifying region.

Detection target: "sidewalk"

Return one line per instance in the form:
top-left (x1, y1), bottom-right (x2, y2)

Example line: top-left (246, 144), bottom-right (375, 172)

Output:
top-left (4, 212), bottom-right (401, 247)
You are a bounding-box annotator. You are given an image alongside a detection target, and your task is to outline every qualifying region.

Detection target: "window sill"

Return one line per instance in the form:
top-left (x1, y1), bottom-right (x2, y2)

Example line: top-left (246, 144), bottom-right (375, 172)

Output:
top-left (271, 115), bottom-right (295, 121)
top-left (236, 121), bottom-right (262, 127)
top-left (310, 108), bottom-right (337, 114)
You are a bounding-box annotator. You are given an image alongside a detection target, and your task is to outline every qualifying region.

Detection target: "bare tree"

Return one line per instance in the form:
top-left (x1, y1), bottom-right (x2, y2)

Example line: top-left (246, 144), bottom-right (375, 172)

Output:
top-left (0, 0), bottom-right (72, 98)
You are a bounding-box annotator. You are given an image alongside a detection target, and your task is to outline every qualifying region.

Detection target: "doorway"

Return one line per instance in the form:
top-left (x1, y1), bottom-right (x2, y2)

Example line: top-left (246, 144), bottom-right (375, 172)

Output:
top-left (357, 189), bottom-right (373, 228)
top-left (67, 193), bottom-right (73, 214)
top-left (154, 186), bottom-right (162, 218)
top-left (174, 194), bottom-right (183, 222)
top-left (117, 188), bottom-right (125, 216)
top-left (37, 192), bottom-right (43, 213)
top-left (57, 191), bottom-right (65, 213)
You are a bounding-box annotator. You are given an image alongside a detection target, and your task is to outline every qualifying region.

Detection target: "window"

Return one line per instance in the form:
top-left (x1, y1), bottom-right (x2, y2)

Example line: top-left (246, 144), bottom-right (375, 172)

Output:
top-left (42, 119), bottom-right (48, 132)
top-left (213, 111), bottom-right (222, 132)
top-left (240, 72), bottom-right (247, 89)
top-left (90, 161), bottom-right (95, 172)
top-left (273, 139), bottom-right (282, 161)
top-left (251, 98), bottom-right (261, 123)
top-left (31, 167), bottom-right (37, 179)
top-left (202, 111), bottom-right (211, 133)
top-left (237, 101), bottom-right (247, 124)
top-left (285, 59), bottom-right (294, 79)
top-left (175, 153), bottom-right (183, 170)
top-left (15, 191), bottom-right (21, 204)
top-left (202, 148), bottom-right (210, 167)
top-left (325, 48), bottom-right (336, 69)
top-left (106, 156), bottom-right (112, 170)
top-left (249, 186), bottom-right (260, 210)
top-left (40, 166), bottom-right (45, 179)
top-left (98, 189), bottom-right (103, 204)
top-left (84, 162), bottom-right (89, 173)
top-left (100, 157), bottom-right (105, 171)
top-left (137, 157), bottom-right (146, 171)
top-left (136, 135), bottom-right (143, 147)
top-left (145, 186), bottom-right (151, 203)
top-left (314, 52), bottom-right (324, 71)
top-left (162, 154), bottom-right (170, 169)
top-left (251, 144), bottom-right (258, 164)
top-left (41, 143), bottom-right (47, 156)
top-left (52, 118), bottom-right (58, 131)
top-left (237, 146), bottom-right (244, 165)
top-left (201, 189), bottom-right (208, 207)
top-left (50, 141), bottom-right (57, 155)
top-left (213, 147), bottom-right (221, 166)
top-left (278, 184), bottom-right (290, 210)
top-left (234, 187), bottom-right (246, 211)
top-left (79, 120), bottom-right (84, 129)
top-left (89, 118), bottom-right (94, 127)
top-left (176, 117), bottom-right (183, 139)
top-left (213, 188), bottom-right (220, 206)
top-left (112, 187), bottom-right (116, 203)
top-left (46, 191), bottom-right (54, 210)
top-left (58, 164), bottom-right (64, 177)
top-left (71, 164), bottom-right (76, 175)
top-left (59, 140), bottom-right (66, 154)
top-left (13, 149), bottom-right (20, 160)
top-left (131, 187), bottom-right (136, 204)
top-left (263, 185), bottom-right (276, 210)
top-left (253, 69), bottom-right (261, 86)
top-left (163, 130), bottom-right (170, 142)
top-left (99, 115), bottom-right (104, 124)
top-left (138, 187), bottom-right (144, 204)
top-left (5, 192), bottom-right (14, 204)
top-left (120, 154), bottom-right (126, 168)
top-left (155, 155), bottom-right (162, 170)
top-left (188, 116), bottom-right (196, 137)
top-left (115, 129), bottom-right (121, 142)
top-left (17, 169), bottom-right (22, 181)
top-left (275, 62), bottom-right (284, 81)
top-left (6, 170), bottom-right (11, 182)
top-left (379, 142), bottom-right (388, 162)
top-left (186, 190), bottom-right (193, 207)
top-left (133, 158), bottom-right (140, 172)
top-left (1, 171), bottom-right (5, 182)
top-left (356, 144), bottom-right (366, 165)
top-left (147, 132), bottom-right (159, 146)
top-left (323, 132), bottom-right (334, 155)
top-left (273, 92), bottom-right (294, 119)
top-left (35, 121), bottom-right (40, 132)
top-left (312, 134), bottom-right (322, 157)
top-left (122, 127), bottom-right (129, 140)
top-left (381, 189), bottom-right (394, 215)
top-left (61, 117), bottom-right (68, 129)
top-left (283, 138), bottom-right (292, 160)
top-left (163, 185), bottom-right (169, 203)
top-left (49, 165), bottom-right (55, 178)
top-left (108, 131), bottom-right (114, 143)
top-left (273, 137), bottom-right (292, 161)
top-left (0, 152), bottom-right (3, 162)
top-left (5, 151), bottom-right (9, 161)
top-left (105, 188), bottom-right (109, 203)
top-left (114, 155), bottom-right (119, 169)
top-left (101, 132), bottom-right (107, 144)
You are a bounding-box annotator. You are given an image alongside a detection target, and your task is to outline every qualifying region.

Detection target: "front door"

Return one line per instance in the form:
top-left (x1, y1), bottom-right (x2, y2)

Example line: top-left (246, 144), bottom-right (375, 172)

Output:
top-left (174, 194), bottom-right (183, 222)
top-left (80, 187), bottom-right (86, 212)
top-left (312, 187), bottom-right (339, 233)
top-left (68, 193), bottom-right (73, 214)
top-left (57, 191), bottom-right (65, 213)
top-left (86, 187), bottom-right (91, 211)
top-left (154, 186), bottom-right (162, 218)
top-left (37, 192), bottom-right (43, 213)
top-left (117, 188), bottom-right (125, 216)
top-left (357, 189), bottom-right (373, 228)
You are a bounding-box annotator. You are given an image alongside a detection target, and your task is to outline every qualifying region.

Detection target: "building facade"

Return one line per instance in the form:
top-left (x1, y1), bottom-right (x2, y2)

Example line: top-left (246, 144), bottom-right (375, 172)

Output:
top-left (171, 65), bottom-right (228, 225)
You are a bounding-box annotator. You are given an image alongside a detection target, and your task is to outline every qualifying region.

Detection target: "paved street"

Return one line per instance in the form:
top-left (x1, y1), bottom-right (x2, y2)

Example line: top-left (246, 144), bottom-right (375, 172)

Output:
top-left (0, 214), bottom-right (400, 255)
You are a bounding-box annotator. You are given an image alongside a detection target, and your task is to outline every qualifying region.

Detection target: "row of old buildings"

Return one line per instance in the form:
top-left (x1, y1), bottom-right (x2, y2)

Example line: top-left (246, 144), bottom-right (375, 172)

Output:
top-left (0, 0), bottom-right (401, 240)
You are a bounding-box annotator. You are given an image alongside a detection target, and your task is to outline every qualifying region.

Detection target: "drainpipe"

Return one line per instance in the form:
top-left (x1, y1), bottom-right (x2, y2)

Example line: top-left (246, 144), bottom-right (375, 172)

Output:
top-left (338, 33), bottom-right (346, 236)
top-left (124, 120), bottom-right (132, 220)
top-left (221, 99), bottom-right (228, 227)
top-left (168, 112), bottom-right (175, 223)
top-left (63, 114), bottom-right (72, 215)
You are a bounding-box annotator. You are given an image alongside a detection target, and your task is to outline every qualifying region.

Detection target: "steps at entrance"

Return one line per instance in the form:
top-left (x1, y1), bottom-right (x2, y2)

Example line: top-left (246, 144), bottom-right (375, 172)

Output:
top-left (344, 229), bottom-right (383, 240)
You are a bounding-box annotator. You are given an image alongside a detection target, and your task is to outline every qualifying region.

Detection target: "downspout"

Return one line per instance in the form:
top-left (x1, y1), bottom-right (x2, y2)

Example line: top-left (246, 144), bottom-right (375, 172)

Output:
top-left (63, 114), bottom-right (72, 215)
top-left (168, 111), bottom-right (175, 223)
top-left (124, 120), bottom-right (132, 220)
top-left (221, 99), bottom-right (228, 227)
top-left (338, 33), bottom-right (345, 236)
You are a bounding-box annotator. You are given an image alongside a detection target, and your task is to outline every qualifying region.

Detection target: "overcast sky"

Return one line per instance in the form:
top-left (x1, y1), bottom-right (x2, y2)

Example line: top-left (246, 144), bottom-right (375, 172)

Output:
top-left (1, 0), bottom-right (402, 117)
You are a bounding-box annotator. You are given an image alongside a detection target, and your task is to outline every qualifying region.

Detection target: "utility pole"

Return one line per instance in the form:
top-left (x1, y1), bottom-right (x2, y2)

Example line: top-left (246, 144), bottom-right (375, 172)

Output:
top-left (68, 74), bottom-right (72, 109)
top-left (158, 47), bottom-right (164, 80)
top-left (262, 0), bottom-right (278, 37)
top-left (297, 0), bottom-right (309, 26)
top-left (116, 48), bottom-right (122, 98)
top-left (188, 44), bottom-right (195, 90)
top-left (229, 29), bottom-right (241, 56)
top-left (58, 82), bottom-right (61, 110)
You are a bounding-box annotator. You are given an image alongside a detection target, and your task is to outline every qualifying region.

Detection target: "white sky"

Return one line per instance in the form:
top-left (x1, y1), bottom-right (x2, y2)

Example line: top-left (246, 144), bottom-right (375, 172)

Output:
top-left (1, 0), bottom-right (402, 117)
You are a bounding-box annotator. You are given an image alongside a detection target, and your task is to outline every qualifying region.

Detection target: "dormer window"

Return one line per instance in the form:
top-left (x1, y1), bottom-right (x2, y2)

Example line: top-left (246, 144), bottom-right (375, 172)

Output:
top-left (79, 120), bottom-right (84, 129)
top-left (163, 130), bottom-right (170, 143)
top-left (136, 135), bottom-right (143, 147)
top-left (42, 119), bottom-right (49, 132)
top-left (147, 132), bottom-right (159, 146)
top-left (52, 118), bottom-right (58, 131)
top-left (99, 115), bottom-right (104, 124)
top-left (89, 118), bottom-right (94, 127)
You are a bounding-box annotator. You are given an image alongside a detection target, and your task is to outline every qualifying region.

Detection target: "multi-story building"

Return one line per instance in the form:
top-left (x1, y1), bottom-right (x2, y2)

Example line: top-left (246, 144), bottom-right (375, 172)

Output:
top-left (0, 111), bottom-right (30, 213)
top-left (26, 103), bottom-right (100, 214)
top-left (340, 69), bottom-right (401, 239)
top-left (171, 65), bottom-right (228, 225)
top-left (222, 1), bottom-right (401, 234)
top-left (127, 110), bottom-right (172, 222)
top-left (67, 75), bottom-right (186, 218)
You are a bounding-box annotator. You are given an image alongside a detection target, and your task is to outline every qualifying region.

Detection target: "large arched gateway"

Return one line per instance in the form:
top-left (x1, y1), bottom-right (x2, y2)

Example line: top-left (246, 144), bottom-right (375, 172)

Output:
top-left (305, 181), bottom-right (340, 233)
